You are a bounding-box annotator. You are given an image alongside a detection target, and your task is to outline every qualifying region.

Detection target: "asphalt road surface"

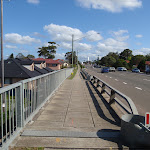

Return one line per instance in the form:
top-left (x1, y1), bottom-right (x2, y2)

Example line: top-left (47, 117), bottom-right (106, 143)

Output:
top-left (85, 66), bottom-right (150, 116)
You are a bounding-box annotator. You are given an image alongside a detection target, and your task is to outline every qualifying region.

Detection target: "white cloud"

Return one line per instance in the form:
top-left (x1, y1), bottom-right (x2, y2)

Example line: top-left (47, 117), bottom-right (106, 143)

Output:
top-left (5, 45), bottom-right (17, 49)
top-left (96, 38), bottom-right (128, 56)
top-left (33, 32), bottom-right (46, 38)
top-left (5, 33), bottom-right (41, 45)
top-left (133, 48), bottom-right (150, 55)
top-left (111, 30), bottom-right (129, 41)
top-left (44, 24), bottom-right (83, 42)
top-left (76, 0), bottom-right (142, 12)
top-left (27, 0), bottom-right (40, 4)
top-left (135, 34), bottom-right (143, 38)
top-left (85, 30), bottom-right (103, 41)
top-left (55, 53), bottom-right (65, 60)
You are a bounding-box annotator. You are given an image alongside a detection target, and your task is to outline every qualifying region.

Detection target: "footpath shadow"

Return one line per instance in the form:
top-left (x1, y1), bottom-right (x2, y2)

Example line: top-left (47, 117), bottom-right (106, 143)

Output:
top-left (86, 80), bottom-right (121, 127)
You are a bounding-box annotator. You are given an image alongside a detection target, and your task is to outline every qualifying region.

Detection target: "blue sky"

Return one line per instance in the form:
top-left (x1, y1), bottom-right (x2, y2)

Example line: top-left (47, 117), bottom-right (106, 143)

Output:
top-left (2, 0), bottom-right (150, 61)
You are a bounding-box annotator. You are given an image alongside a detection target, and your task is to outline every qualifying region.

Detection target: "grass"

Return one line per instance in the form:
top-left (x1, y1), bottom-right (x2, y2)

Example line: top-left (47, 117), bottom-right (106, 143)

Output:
top-left (68, 67), bottom-right (78, 80)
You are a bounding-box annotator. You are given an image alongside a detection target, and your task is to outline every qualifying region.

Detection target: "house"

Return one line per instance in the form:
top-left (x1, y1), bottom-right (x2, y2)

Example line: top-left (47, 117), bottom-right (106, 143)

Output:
top-left (145, 61), bottom-right (150, 71)
top-left (0, 58), bottom-right (53, 87)
top-left (33, 58), bottom-right (62, 70)
top-left (56, 59), bottom-right (69, 68)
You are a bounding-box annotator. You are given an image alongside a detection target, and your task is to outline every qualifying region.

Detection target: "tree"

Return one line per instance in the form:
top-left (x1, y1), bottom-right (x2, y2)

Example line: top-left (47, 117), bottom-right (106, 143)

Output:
top-left (129, 55), bottom-right (145, 68)
top-left (119, 49), bottom-right (133, 60)
top-left (8, 53), bottom-right (14, 59)
top-left (38, 42), bottom-right (57, 59)
top-left (114, 59), bottom-right (129, 69)
top-left (138, 59), bottom-right (146, 71)
top-left (26, 54), bottom-right (35, 58)
top-left (65, 51), bottom-right (77, 64)
top-left (16, 53), bottom-right (25, 59)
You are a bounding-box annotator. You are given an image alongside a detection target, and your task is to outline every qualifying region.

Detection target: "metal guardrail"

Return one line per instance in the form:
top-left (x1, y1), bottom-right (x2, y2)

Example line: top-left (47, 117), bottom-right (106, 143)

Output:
top-left (0, 68), bottom-right (73, 149)
top-left (81, 69), bottom-right (138, 115)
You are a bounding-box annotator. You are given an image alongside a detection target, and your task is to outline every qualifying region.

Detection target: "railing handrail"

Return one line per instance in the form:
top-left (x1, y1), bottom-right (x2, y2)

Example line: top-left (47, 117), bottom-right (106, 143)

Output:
top-left (82, 69), bottom-right (138, 115)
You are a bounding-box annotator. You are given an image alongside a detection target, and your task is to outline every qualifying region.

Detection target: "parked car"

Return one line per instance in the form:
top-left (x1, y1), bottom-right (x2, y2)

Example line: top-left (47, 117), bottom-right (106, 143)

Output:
top-left (108, 67), bottom-right (115, 72)
top-left (117, 67), bottom-right (127, 71)
top-left (132, 68), bottom-right (140, 73)
top-left (146, 69), bottom-right (150, 74)
top-left (101, 67), bottom-right (109, 73)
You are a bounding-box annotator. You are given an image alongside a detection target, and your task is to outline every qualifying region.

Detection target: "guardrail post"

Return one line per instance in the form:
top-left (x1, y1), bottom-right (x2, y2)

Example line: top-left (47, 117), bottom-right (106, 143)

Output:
top-left (101, 83), bottom-right (106, 94)
top-left (96, 80), bottom-right (100, 88)
top-left (16, 85), bottom-right (23, 127)
top-left (109, 89), bottom-right (115, 105)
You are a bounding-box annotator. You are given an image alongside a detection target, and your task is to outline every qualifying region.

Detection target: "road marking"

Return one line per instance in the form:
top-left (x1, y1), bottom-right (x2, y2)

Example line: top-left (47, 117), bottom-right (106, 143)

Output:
top-left (115, 79), bottom-right (118, 81)
top-left (123, 82), bottom-right (127, 84)
top-left (143, 79), bottom-right (150, 81)
top-left (120, 74), bottom-right (125, 76)
top-left (110, 77), bottom-right (112, 78)
top-left (135, 87), bottom-right (142, 90)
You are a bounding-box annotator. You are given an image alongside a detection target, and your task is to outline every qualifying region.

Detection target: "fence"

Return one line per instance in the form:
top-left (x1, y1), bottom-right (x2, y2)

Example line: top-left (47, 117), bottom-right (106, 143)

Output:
top-left (81, 69), bottom-right (138, 116)
top-left (0, 68), bottom-right (73, 149)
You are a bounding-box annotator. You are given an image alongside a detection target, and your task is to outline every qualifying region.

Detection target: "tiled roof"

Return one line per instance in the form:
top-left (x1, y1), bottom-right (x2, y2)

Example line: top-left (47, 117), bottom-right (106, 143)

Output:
top-left (33, 58), bottom-right (61, 64)
top-left (145, 61), bottom-right (150, 65)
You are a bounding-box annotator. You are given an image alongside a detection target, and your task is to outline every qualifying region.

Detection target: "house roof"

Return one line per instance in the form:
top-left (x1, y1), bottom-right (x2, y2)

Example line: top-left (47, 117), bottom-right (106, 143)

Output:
top-left (34, 66), bottom-right (48, 74)
top-left (33, 58), bottom-right (61, 64)
top-left (44, 67), bottom-right (53, 72)
top-left (145, 61), bottom-right (150, 65)
top-left (0, 59), bottom-right (41, 78)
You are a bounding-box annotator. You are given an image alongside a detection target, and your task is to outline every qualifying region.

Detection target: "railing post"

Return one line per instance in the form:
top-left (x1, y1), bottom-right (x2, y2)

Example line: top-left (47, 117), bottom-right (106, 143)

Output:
top-left (16, 84), bottom-right (23, 127)
top-left (109, 89), bottom-right (115, 105)
top-left (101, 83), bottom-right (106, 94)
top-left (96, 80), bottom-right (100, 88)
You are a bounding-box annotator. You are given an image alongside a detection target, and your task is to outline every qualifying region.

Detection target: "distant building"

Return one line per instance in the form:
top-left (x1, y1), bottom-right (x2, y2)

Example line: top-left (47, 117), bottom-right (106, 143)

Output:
top-left (145, 61), bottom-right (150, 71)
top-left (33, 58), bottom-right (68, 70)
top-left (0, 58), bottom-right (53, 87)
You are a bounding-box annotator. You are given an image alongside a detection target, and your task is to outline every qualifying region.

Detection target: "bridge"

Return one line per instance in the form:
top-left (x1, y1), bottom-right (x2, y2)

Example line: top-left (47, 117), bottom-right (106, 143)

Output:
top-left (0, 68), bottom-right (149, 149)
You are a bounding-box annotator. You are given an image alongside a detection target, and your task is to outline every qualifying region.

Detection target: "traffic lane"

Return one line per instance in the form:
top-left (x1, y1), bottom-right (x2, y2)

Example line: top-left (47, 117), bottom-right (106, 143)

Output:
top-left (90, 68), bottom-right (150, 92)
top-left (86, 69), bottom-right (150, 116)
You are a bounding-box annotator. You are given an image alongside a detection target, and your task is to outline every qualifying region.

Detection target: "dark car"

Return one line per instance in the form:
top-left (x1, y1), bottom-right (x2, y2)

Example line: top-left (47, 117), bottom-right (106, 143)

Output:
top-left (146, 69), bottom-right (150, 74)
top-left (101, 67), bottom-right (109, 73)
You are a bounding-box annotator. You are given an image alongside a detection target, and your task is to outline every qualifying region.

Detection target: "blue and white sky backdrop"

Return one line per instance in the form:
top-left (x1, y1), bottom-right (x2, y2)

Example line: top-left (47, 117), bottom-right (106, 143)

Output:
top-left (2, 0), bottom-right (150, 61)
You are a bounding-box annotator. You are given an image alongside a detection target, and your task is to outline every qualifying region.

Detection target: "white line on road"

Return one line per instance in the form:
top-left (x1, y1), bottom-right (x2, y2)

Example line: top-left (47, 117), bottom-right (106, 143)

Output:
top-left (135, 87), bottom-right (142, 90)
top-left (143, 79), bottom-right (150, 81)
top-left (123, 82), bottom-right (127, 84)
top-left (110, 77), bottom-right (112, 78)
top-left (115, 79), bottom-right (118, 81)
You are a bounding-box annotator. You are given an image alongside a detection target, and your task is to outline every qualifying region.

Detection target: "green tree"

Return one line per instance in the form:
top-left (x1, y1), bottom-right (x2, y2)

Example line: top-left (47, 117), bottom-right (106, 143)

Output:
top-left (26, 54), bottom-right (35, 58)
top-left (119, 49), bottom-right (133, 60)
top-left (145, 54), bottom-right (150, 61)
top-left (114, 59), bottom-right (129, 69)
top-left (138, 59), bottom-right (146, 71)
top-left (16, 53), bottom-right (25, 59)
top-left (38, 42), bottom-right (57, 59)
top-left (129, 55), bottom-right (145, 68)
top-left (65, 51), bottom-right (77, 64)
top-left (8, 53), bottom-right (14, 59)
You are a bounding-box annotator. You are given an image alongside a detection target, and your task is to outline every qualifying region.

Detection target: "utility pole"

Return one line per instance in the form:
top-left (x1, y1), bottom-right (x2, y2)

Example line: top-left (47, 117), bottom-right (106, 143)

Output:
top-left (1, 0), bottom-right (4, 87)
top-left (72, 34), bottom-right (74, 68)
top-left (77, 50), bottom-right (78, 68)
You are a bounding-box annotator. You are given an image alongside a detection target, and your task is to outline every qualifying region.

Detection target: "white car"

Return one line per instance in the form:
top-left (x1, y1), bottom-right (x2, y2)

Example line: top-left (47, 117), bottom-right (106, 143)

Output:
top-left (117, 67), bottom-right (127, 71)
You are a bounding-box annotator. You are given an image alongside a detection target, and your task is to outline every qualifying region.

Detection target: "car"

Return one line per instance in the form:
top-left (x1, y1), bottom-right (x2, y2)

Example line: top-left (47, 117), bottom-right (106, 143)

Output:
top-left (117, 67), bottom-right (127, 71)
top-left (108, 67), bottom-right (115, 72)
top-left (146, 69), bottom-right (150, 74)
top-left (101, 67), bottom-right (109, 73)
top-left (132, 68), bottom-right (140, 73)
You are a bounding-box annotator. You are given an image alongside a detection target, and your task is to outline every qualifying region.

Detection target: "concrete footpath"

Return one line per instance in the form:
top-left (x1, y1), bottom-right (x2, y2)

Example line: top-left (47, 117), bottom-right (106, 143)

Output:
top-left (10, 70), bottom-right (128, 149)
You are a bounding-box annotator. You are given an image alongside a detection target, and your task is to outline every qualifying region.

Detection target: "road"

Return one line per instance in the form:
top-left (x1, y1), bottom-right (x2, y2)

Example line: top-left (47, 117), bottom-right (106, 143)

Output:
top-left (85, 66), bottom-right (150, 116)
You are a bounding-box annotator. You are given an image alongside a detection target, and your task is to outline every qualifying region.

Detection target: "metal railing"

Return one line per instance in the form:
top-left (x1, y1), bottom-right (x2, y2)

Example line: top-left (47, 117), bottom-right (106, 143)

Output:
top-left (0, 68), bottom-right (73, 149)
top-left (81, 69), bottom-right (138, 115)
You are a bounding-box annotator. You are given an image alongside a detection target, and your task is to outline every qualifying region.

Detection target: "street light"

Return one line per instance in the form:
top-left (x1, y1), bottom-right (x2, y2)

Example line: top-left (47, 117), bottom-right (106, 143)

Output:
top-left (71, 32), bottom-right (100, 68)
top-left (1, 0), bottom-right (4, 87)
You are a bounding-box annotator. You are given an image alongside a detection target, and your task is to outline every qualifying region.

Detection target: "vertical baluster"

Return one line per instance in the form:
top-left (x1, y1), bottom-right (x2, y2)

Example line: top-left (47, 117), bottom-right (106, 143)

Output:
top-left (8, 91), bottom-right (11, 138)
top-left (12, 89), bottom-right (14, 133)
top-left (1, 94), bottom-right (3, 146)
top-left (5, 92), bottom-right (7, 141)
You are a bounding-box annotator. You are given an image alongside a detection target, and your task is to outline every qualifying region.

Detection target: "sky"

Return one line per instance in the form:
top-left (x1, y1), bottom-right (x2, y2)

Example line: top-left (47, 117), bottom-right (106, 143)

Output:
top-left (1, 0), bottom-right (150, 61)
